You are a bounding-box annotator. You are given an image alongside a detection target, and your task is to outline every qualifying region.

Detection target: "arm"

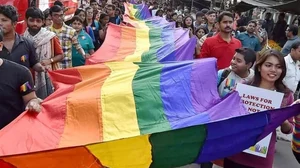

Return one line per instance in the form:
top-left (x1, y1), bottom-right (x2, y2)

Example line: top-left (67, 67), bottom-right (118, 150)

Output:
top-left (87, 36), bottom-right (95, 57)
top-left (255, 39), bottom-right (262, 52)
top-left (198, 40), bottom-right (210, 58)
top-left (41, 37), bottom-right (63, 66)
top-left (27, 39), bottom-right (44, 72)
top-left (52, 36), bottom-right (64, 62)
top-left (71, 30), bottom-right (86, 56)
top-left (20, 68), bottom-right (42, 112)
top-left (195, 40), bottom-right (201, 56)
top-left (99, 25), bottom-right (108, 41)
top-left (255, 29), bottom-right (264, 43)
top-left (281, 93), bottom-right (295, 134)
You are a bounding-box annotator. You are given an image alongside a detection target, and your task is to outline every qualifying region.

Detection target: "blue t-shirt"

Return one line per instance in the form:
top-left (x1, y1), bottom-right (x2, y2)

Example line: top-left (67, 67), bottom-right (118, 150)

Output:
top-left (237, 32), bottom-right (261, 52)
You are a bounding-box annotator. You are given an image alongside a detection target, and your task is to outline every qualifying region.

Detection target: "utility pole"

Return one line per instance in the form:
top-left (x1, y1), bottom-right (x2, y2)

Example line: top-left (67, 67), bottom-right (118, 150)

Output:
top-left (210, 0), bottom-right (216, 10)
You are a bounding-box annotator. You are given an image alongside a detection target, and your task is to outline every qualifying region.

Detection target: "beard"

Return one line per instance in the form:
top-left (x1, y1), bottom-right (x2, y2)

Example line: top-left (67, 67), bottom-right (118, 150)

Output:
top-left (28, 27), bottom-right (41, 35)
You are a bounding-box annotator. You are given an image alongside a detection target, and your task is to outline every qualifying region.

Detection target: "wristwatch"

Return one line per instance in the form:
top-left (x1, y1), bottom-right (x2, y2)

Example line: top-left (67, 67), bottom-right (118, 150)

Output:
top-left (50, 58), bottom-right (54, 63)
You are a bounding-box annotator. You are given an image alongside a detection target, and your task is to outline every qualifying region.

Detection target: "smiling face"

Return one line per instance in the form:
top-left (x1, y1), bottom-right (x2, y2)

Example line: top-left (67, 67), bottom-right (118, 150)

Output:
top-left (259, 55), bottom-right (283, 84)
top-left (78, 11), bottom-right (86, 22)
top-left (231, 53), bottom-right (249, 74)
top-left (71, 20), bottom-right (83, 32)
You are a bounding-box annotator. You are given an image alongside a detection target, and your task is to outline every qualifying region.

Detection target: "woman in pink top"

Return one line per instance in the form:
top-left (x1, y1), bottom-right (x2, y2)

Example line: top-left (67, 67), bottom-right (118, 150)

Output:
top-left (224, 49), bottom-right (294, 168)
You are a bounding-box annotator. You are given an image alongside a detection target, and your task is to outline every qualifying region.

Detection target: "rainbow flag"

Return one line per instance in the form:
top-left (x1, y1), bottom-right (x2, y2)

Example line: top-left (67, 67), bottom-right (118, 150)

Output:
top-left (86, 24), bottom-right (196, 64)
top-left (1, 2), bottom-right (300, 168)
top-left (86, 3), bottom-right (195, 65)
top-left (0, 59), bottom-right (300, 168)
top-left (125, 2), bottom-right (152, 20)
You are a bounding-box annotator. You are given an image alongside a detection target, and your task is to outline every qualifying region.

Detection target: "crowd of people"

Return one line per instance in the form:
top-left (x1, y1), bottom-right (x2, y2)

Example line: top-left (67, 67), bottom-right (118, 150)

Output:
top-left (1, 0), bottom-right (300, 167)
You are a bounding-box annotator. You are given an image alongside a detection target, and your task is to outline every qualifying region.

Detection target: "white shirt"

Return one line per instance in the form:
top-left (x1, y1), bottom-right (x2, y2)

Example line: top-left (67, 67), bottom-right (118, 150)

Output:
top-left (283, 54), bottom-right (300, 93)
top-left (218, 69), bottom-right (254, 97)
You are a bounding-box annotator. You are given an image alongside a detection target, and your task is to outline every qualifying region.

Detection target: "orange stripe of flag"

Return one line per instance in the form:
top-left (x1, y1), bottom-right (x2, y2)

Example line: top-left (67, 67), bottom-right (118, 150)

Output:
top-left (58, 64), bottom-right (112, 147)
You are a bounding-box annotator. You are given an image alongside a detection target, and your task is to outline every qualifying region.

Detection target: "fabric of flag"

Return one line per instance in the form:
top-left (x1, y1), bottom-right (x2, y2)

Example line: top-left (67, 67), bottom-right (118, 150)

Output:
top-left (86, 23), bottom-right (196, 64)
top-left (86, 3), bottom-right (196, 65)
top-left (0, 59), bottom-right (300, 168)
top-left (124, 2), bottom-right (152, 20)
top-left (1, 2), bottom-right (300, 168)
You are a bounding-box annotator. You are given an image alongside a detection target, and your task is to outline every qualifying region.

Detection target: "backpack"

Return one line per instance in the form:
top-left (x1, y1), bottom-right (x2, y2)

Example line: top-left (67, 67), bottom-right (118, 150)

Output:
top-left (217, 68), bottom-right (231, 88)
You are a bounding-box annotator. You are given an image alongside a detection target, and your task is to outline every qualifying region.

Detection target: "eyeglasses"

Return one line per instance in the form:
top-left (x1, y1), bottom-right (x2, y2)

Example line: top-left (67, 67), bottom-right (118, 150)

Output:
top-left (53, 14), bottom-right (64, 18)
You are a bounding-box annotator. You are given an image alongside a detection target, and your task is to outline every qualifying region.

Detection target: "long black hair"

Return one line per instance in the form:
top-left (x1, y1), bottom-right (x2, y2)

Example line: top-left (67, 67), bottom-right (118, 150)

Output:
top-left (252, 49), bottom-right (290, 96)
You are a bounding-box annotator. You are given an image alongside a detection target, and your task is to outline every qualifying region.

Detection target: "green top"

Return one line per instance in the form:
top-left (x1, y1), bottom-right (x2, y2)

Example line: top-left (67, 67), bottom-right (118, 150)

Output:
top-left (72, 30), bottom-right (95, 67)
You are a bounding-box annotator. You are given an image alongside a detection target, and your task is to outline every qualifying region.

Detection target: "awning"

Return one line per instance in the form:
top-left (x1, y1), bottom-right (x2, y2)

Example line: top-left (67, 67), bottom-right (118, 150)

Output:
top-left (270, 0), bottom-right (300, 15)
top-left (232, 0), bottom-right (280, 12)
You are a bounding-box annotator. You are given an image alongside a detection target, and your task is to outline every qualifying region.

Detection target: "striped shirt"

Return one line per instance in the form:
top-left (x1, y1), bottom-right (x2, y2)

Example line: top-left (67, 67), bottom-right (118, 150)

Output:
top-left (48, 23), bottom-right (83, 69)
top-left (292, 116), bottom-right (300, 153)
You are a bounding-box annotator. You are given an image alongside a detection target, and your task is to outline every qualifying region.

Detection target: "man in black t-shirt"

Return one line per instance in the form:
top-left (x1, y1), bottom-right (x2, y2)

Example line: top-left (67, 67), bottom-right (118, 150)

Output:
top-left (0, 29), bottom-right (41, 129)
top-left (0, 5), bottom-right (44, 72)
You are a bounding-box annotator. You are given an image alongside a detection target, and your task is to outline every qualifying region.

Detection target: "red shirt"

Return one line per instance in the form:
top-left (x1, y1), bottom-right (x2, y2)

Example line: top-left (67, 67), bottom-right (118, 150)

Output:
top-left (197, 33), bottom-right (242, 70)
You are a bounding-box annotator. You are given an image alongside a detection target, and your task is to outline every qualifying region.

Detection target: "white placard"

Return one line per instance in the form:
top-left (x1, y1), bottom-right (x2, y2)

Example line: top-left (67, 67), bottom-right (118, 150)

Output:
top-left (235, 83), bottom-right (284, 158)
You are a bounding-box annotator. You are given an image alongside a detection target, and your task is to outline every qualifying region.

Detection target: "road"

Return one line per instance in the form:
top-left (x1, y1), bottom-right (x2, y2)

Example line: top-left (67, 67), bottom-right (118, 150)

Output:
top-left (179, 140), bottom-right (299, 168)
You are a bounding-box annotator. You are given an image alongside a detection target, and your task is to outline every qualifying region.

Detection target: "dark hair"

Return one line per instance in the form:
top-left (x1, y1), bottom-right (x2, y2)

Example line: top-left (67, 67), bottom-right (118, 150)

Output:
top-left (207, 10), bottom-right (216, 15)
top-left (0, 28), bottom-right (3, 41)
top-left (235, 47), bottom-right (256, 67)
top-left (279, 12), bottom-right (285, 18)
top-left (176, 21), bottom-right (183, 28)
top-left (252, 49), bottom-right (290, 96)
top-left (248, 20), bottom-right (257, 27)
top-left (200, 8), bottom-right (209, 14)
top-left (43, 8), bottom-right (50, 19)
top-left (90, 0), bottom-right (98, 4)
top-left (115, 8), bottom-right (122, 15)
top-left (50, 5), bottom-right (63, 16)
top-left (196, 26), bottom-right (208, 35)
top-left (171, 13), bottom-right (177, 17)
top-left (288, 25), bottom-right (298, 36)
top-left (266, 12), bottom-right (272, 17)
top-left (70, 15), bottom-right (83, 24)
top-left (155, 9), bottom-right (163, 16)
top-left (0, 5), bottom-right (18, 22)
top-left (291, 41), bottom-right (300, 50)
top-left (183, 16), bottom-right (195, 30)
top-left (106, 4), bottom-right (116, 10)
top-left (217, 11), bottom-right (233, 23)
top-left (54, 0), bottom-right (64, 7)
top-left (196, 11), bottom-right (204, 18)
top-left (292, 17), bottom-right (300, 25)
top-left (25, 7), bottom-right (44, 20)
top-left (238, 26), bottom-right (247, 32)
top-left (75, 8), bottom-right (85, 16)
top-left (99, 12), bottom-right (109, 21)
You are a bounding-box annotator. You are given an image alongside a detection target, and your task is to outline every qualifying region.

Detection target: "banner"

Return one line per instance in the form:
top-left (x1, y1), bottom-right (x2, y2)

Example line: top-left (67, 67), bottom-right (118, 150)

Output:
top-left (236, 83), bottom-right (284, 158)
